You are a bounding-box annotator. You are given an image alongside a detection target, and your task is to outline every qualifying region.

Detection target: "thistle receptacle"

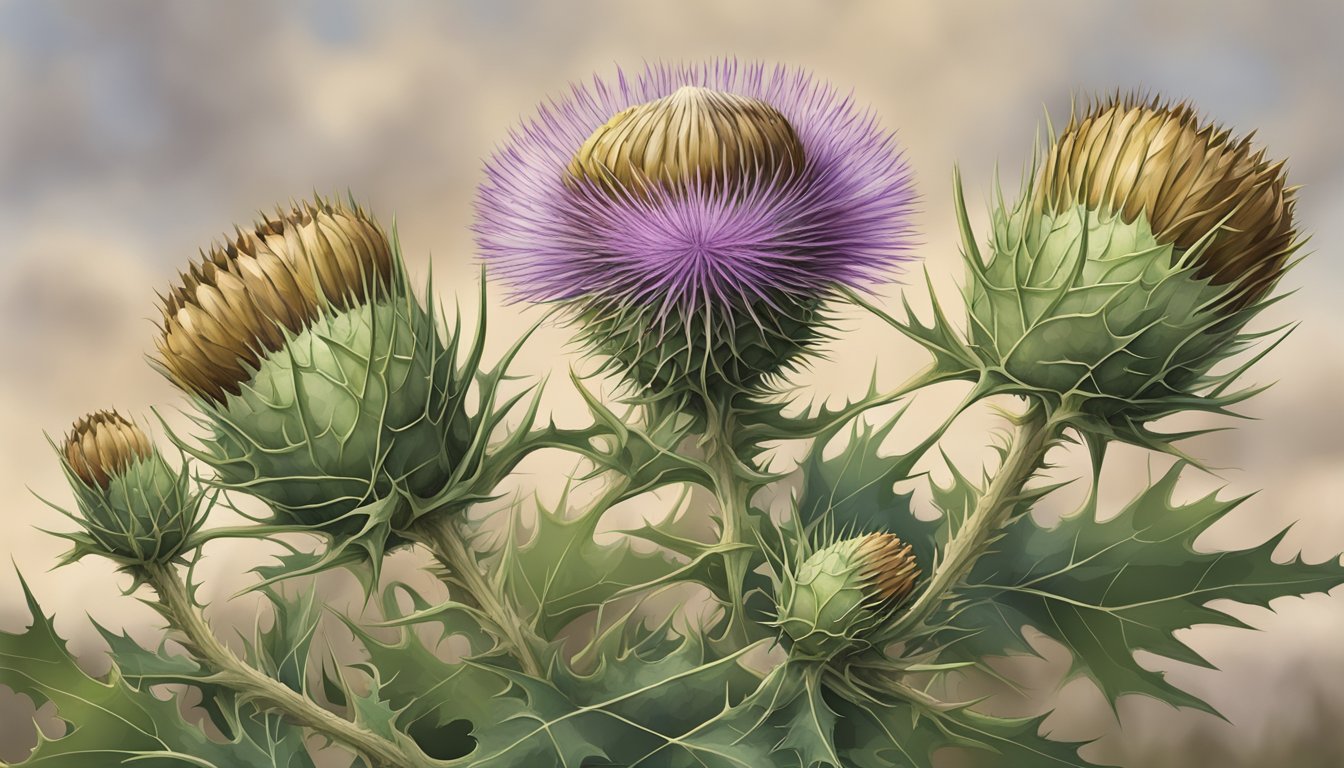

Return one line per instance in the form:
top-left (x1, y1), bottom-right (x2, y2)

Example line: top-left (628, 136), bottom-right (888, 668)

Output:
top-left (940, 96), bottom-right (1299, 442)
top-left (56, 411), bottom-right (201, 565)
top-left (477, 61), bottom-right (917, 406)
top-left (777, 532), bottom-right (920, 658)
top-left (157, 197), bottom-right (466, 529)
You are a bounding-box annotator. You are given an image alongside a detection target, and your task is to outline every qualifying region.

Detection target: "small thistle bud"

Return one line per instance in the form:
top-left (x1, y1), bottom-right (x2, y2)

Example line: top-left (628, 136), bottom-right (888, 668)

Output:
top-left (958, 96), bottom-right (1299, 431)
top-left (156, 197), bottom-right (462, 528)
top-left (59, 411), bottom-right (199, 564)
top-left (478, 62), bottom-right (916, 407)
top-left (778, 532), bottom-right (920, 658)
top-left (567, 85), bottom-right (806, 196)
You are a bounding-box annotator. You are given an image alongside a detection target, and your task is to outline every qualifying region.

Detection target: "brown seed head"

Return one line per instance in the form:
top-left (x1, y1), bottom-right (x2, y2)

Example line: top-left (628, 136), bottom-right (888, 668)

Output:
top-left (156, 197), bottom-right (395, 404)
top-left (64, 411), bottom-right (153, 489)
top-left (855, 532), bottom-right (920, 604)
top-left (567, 85), bottom-right (806, 197)
top-left (1034, 96), bottom-right (1297, 309)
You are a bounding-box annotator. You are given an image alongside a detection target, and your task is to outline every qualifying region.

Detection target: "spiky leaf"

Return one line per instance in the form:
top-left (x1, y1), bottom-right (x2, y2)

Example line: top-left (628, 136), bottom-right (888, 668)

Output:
top-left (958, 462), bottom-right (1344, 713)
top-left (0, 573), bottom-right (315, 767)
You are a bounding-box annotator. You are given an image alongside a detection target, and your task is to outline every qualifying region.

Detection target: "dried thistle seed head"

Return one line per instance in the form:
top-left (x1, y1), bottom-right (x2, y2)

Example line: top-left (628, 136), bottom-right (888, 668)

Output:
top-left (567, 85), bottom-right (806, 196)
top-left (156, 197), bottom-right (395, 403)
top-left (63, 410), bottom-right (153, 488)
top-left (1033, 96), bottom-right (1296, 308)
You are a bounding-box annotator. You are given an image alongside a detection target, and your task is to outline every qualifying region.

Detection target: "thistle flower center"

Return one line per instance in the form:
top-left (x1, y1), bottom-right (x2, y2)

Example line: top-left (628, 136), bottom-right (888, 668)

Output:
top-left (567, 85), bottom-right (806, 196)
top-left (1033, 98), bottom-right (1295, 308)
top-left (156, 198), bottom-right (394, 404)
top-left (64, 410), bottom-right (153, 488)
top-left (856, 532), bottom-right (920, 603)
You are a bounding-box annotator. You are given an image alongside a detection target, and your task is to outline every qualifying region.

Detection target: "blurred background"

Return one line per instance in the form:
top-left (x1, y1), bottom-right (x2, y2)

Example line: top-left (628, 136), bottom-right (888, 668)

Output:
top-left (2, 1), bottom-right (1342, 765)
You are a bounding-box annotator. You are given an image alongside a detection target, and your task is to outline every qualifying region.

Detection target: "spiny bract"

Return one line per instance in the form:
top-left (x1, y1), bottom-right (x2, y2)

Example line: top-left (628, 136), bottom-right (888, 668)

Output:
top-left (156, 198), bottom-right (463, 527)
top-left (58, 411), bottom-right (199, 564)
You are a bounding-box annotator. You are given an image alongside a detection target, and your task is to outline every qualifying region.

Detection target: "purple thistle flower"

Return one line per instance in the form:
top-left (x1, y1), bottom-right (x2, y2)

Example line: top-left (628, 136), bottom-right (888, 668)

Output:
top-left (476, 60), bottom-right (918, 315)
top-left (475, 60), bottom-right (918, 402)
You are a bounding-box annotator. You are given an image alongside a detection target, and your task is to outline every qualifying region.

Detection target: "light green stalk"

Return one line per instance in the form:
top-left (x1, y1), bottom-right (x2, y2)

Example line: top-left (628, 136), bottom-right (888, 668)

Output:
top-left (141, 562), bottom-right (428, 768)
top-left (887, 402), bottom-right (1063, 638)
top-left (410, 516), bottom-right (544, 677)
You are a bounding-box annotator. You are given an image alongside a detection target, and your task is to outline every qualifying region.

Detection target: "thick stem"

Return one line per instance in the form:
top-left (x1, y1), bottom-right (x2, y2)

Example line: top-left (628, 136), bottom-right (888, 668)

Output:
top-left (703, 406), bottom-right (755, 646)
top-left (142, 562), bottom-right (426, 768)
top-left (411, 516), bottom-right (543, 677)
top-left (888, 402), bottom-right (1060, 638)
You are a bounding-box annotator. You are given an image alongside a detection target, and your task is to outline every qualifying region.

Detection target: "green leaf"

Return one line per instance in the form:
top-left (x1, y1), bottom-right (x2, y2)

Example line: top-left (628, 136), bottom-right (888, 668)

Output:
top-left (831, 694), bottom-right (1090, 768)
top-left (338, 583), bottom-right (506, 761)
top-left (774, 667), bottom-right (843, 767)
top-left (0, 572), bottom-right (314, 767)
top-left (961, 461), bottom-right (1344, 713)
top-left (795, 406), bottom-right (945, 569)
top-left (498, 492), bottom-right (684, 639)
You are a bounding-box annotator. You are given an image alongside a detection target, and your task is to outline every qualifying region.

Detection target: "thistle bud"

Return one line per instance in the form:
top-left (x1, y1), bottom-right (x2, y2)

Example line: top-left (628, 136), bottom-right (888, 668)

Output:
top-left (156, 197), bottom-right (461, 527)
top-left (778, 533), bottom-right (920, 658)
top-left (59, 411), bottom-right (198, 564)
top-left (567, 85), bottom-right (806, 196)
top-left (960, 96), bottom-right (1298, 426)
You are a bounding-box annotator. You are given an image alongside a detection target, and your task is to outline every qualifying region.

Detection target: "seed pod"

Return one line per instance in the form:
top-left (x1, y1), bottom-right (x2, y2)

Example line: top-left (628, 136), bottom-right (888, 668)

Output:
top-left (961, 96), bottom-right (1298, 424)
top-left (778, 532), bottom-right (920, 658)
top-left (59, 411), bottom-right (198, 564)
top-left (156, 197), bottom-right (462, 527)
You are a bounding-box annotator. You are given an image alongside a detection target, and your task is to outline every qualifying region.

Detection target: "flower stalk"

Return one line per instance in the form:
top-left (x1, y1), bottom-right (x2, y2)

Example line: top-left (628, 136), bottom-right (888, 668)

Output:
top-left (409, 516), bottom-right (544, 677)
top-left (706, 426), bottom-right (755, 645)
top-left (887, 402), bottom-right (1061, 637)
top-left (140, 562), bottom-right (428, 768)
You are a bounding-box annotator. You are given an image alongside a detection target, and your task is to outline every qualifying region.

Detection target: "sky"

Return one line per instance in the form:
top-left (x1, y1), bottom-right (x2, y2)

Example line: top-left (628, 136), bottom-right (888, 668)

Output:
top-left (1, 1), bottom-right (1342, 764)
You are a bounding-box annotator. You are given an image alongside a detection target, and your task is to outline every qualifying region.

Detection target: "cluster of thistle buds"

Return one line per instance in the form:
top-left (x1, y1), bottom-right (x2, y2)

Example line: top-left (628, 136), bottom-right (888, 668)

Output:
top-left (38, 59), bottom-right (1305, 768)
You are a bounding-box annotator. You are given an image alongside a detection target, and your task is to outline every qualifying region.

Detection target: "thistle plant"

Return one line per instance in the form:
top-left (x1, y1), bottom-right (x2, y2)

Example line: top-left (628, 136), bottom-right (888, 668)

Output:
top-left (6, 65), bottom-right (1340, 768)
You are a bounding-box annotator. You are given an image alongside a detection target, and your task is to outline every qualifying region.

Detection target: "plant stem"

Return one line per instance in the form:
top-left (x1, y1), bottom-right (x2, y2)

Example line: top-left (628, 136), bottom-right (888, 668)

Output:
top-left (888, 402), bottom-right (1060, 638)
top-left (703, 405), bottom-right (755, 646)
top-left (141, 562), bottom-right (426, 768)
top-left (410, 516), bottom-right (543, 677)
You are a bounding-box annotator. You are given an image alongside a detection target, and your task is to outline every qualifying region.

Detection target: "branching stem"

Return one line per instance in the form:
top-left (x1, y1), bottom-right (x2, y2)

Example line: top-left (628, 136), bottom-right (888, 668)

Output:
top-left (411, 516), bottom-right (544, 677)
top-left (141, 562), bottom-right (427, 768)
top-left (887, 401), bottom-right (1062, 637)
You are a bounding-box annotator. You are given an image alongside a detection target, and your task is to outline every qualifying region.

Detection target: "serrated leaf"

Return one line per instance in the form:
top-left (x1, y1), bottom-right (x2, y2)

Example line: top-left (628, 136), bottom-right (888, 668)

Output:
top-left (0, 572), bottom-right (314, 767)
top-left (774, 667), bottom-right (843, 767)
top-left (796, 406), bottom-right (945, 569)
top-left (499, 494), bottom-right (684, 639)
top-left (960, 461), bottom-right (1344, 713)
top-left (831, 694), bottom-right (1090, 768)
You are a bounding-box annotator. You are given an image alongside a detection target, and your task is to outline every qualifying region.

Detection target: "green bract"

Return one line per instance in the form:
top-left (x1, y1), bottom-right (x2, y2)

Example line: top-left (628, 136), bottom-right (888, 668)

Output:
top-left (899, 99), bottom-right (1298, 452)
top-left (967, 202), bottom-right (1233, 417)
top-left (777, 533), bottom-right (917, 657)
top-left (199, 293), bottom-right (458, 526)
top-left (67, 450), bottom-right (197, 563)
top-left (156, 199), bottom-right (480, 536)
top-left (574, 292), bottom-right (826, 409)
top-left (56, 412), bottom-right (202, 566)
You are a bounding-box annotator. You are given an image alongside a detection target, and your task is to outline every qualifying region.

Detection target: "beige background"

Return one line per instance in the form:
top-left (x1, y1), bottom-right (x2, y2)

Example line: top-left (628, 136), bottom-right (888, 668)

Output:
top-left (2, 1), bottom-right (1342, 765)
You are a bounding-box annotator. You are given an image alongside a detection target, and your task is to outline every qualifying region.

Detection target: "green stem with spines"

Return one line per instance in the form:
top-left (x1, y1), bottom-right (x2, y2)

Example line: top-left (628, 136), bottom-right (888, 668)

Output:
top-left (885, 400), bottom-right (1065, 640)
top-left (141, 562), bottom-right (429, 768)
top-left (411, 515), bottom-right (544, 677)
top-left (703, 400), bottom-right (758, 647)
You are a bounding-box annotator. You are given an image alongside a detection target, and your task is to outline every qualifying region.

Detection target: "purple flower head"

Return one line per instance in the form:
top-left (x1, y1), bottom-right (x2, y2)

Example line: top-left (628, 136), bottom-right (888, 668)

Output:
top-left (476, 60), bottom-right (918, 317)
